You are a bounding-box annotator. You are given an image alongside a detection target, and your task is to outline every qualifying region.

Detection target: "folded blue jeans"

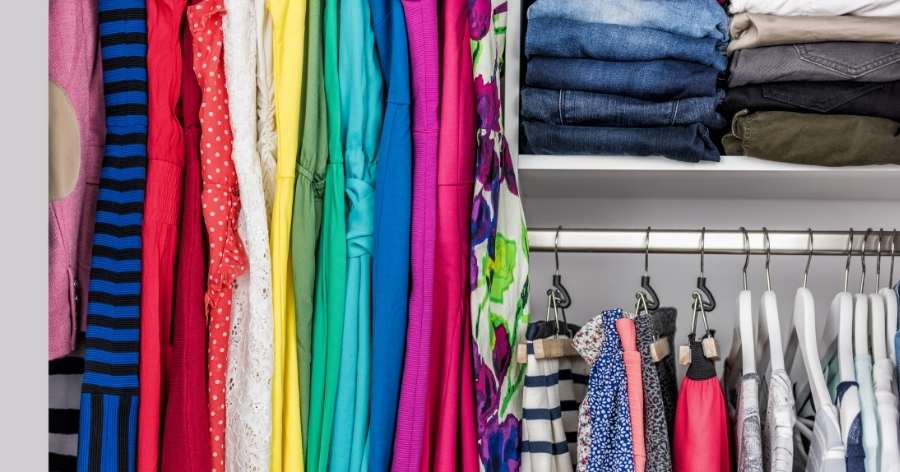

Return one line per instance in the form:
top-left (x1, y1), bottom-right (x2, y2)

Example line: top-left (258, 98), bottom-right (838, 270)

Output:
top-left (525, 18), bottom-right (727, 71)
top-left (521, 88), bottom-right (726, 129)
top-left (526, 57), bottom-right (721, 100)
top-left (527, 0), bottom-right (729, 43)
top-left (522, 120), bottom-right (720, 162)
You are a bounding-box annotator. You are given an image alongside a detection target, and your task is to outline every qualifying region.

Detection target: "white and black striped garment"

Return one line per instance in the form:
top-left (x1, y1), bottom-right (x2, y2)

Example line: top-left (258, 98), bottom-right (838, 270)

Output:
top-left (521, 322), bottom-right (588, 471)
top-left (49, 346), bottom-right (84, 472)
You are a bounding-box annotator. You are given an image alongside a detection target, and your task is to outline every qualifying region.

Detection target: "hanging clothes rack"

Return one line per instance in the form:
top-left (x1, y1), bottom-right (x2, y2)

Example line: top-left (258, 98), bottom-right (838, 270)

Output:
top-left (528, 228), bottom-right (899, 256)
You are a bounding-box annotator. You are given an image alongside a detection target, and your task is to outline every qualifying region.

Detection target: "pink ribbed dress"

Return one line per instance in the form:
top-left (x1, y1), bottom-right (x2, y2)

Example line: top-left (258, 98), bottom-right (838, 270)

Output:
top-left (392, 0), bottom-right (441, 469)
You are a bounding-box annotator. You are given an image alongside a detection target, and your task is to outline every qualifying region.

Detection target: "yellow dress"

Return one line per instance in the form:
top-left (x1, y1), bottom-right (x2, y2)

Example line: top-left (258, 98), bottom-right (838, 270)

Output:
top-left (267, 0), bottom-right (306, 470)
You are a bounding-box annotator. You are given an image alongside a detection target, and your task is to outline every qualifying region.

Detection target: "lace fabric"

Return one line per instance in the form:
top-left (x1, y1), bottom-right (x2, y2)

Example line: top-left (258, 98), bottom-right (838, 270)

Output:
top-left (764, 370), bottom-right (796, 472)
top-left (255, 0), bottom-right (277, 216)
top-left (223, 1), bottom-right (274, 470)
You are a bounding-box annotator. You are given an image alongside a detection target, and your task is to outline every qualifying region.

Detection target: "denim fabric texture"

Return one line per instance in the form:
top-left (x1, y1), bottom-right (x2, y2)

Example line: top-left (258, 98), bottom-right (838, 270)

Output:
top-left (723, 110), bottom-right (900, 166)
top-left (525, 18), bottom-right (728, 71)
top-left (729, 42), bottom-right (900, 87)
top-left (527, 57), bottom-right (720, 100)
top-left (527, 0), bottom-right (729, 43)
top-left (837, 381), bottom-right (866, 472)
top-left (521, 88), bottom-right (726, 129)
top-left (523, 120), bottom-right (720, 162)
top-left (720, 81), bottom-right (900, 122)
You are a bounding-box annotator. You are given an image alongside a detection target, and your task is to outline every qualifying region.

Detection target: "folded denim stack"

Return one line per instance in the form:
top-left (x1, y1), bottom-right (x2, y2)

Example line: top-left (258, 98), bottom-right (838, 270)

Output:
top-left (723, 2), bottom-right (900, 166)
top-left (520, 0), bottom-right (729, 163)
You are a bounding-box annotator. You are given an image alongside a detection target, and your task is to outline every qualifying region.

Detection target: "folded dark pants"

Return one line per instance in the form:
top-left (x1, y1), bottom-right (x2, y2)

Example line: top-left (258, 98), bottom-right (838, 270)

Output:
top-left (522, 88), bottom-right (726, 129)
top-left (728, 42), bottom-right (900, 87)
top-left (523, 120), bottom-right (720, 162)
top-left (723, 110), bottom-right (900, 166)
top-left (524, 17), bottom-right (728, 71)
top-left (720, 81), bottom-right (900, 122)
top-left (526, 56), bottom-right (720, 100)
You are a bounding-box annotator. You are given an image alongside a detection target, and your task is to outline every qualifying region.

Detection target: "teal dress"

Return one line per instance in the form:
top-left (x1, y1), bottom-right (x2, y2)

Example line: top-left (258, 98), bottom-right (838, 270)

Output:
top-left (306, 0), bottom-right (347, 469)
top-left (328, 0), bottom-right (383, 469)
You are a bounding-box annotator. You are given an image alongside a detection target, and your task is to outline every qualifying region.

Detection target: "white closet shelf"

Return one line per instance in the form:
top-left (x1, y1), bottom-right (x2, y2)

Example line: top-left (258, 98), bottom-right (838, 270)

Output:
top-left (518, 154), bottom-right (900, 200)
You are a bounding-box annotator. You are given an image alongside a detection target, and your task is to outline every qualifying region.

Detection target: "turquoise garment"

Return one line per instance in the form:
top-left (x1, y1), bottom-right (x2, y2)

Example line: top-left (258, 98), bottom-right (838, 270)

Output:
top-left (328, 0), bottom-right (383, 469)
top-left (856, 355), bottom-right (880, 472)
top-left (366, 0), bottom-right (412, 469)
top-left (824, 355), bottom-right (839, 403)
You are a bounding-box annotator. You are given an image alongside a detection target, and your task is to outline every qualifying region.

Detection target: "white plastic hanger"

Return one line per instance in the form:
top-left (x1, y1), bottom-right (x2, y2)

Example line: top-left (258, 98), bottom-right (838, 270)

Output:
top-left (855, 231), bottom-right (872, 364)
top-left (732, 228), bottom-right (757, 375)
top-left (797, 278), bottom-right (848, 466)
top-left (871, 230), bottom-right (888, 362)
top-left (820, 233), bottom-right (851, 373)
top-left (796, 270), bottom-right (830, 414)
top-left (834, 232), bottom-right (860, 446)
top-left (838, 230), bottom-right (857, 385)
top-left (880, 229), bottom-right (898, 365)
top-left (757, 228), bottom-right (785, 373)
top-left (788, 231), bottom-right (816, 412)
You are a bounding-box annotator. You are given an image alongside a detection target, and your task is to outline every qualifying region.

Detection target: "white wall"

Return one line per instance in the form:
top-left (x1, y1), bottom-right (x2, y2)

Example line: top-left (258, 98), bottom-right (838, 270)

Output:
top-left (524, 196), bottom-right (900, 376)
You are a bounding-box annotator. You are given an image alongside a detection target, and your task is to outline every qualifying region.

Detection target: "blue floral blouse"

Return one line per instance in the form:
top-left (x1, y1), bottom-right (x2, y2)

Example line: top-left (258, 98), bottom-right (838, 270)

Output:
top-left (587, 308), bottom-right (635, 472)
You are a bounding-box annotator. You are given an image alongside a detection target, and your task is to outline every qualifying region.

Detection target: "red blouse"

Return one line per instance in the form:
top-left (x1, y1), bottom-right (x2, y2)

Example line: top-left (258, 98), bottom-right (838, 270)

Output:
top-left (188, 0), bottom-right (247, 470)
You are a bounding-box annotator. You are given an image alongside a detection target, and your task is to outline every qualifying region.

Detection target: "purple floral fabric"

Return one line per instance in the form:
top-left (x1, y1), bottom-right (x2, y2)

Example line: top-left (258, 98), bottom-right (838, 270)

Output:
top-left (469, 0), bottom-right (531, 471)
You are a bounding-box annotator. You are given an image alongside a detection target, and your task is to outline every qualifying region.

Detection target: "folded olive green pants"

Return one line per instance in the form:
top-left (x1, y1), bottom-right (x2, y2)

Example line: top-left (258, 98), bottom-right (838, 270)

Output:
top-left (723, 110), bottom-right (900, 166)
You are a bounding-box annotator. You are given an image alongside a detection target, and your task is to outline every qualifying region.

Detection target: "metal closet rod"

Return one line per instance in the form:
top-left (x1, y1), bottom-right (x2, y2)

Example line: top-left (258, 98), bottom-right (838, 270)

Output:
top-left (528, 228), bottom-right (899, 255)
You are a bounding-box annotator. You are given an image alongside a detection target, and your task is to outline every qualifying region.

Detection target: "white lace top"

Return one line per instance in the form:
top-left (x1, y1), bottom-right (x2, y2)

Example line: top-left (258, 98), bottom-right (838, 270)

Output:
top-left (254, 0), bottom-right (276, 216)
top-left (223, 1), bottom-right (274, 470)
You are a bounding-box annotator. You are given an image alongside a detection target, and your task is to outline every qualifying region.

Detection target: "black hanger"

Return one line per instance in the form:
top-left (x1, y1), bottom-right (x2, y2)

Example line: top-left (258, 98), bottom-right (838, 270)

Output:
top-left (549, 226), bottom-right (572, 309)
top-left (696, 227), bottom-right (717, 312)
top-left (639, 226), bottom-right (660, 311)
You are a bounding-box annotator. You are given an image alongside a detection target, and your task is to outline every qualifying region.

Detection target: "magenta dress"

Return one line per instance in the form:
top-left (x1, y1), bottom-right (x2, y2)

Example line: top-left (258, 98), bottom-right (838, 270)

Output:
top-left (419, 0), bottom-right (479, 469)
top-left (392, 0), bottom-right (440, 469)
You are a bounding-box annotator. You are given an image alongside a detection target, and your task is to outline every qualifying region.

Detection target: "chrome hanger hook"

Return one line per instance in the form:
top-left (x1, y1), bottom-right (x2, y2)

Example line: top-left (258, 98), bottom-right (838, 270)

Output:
top-left (694, 227), bottom-right (716, 311)
top-left (763, 227), bottom-right (772, 291)
top-left (554, 225), bottom-right (562, 275)
top-left (690, 289), bottom-right (711, 339)
top-left (549, 225), bottom-right (572, 309)
top-left (844, 228), bottom-right (854, 293)
top-left (876, 228), bottom-right (883, 289)
top-left (635, 290), bottom-right (650, 317)
top-left (860, 228), bottom-right (872, 294)
top-left (638, 226), bottom-right (660, 310)
top-left (803, 228), bottom-right (813, 288)
top-left (741, 227), bottom-right (750, 290)
top-left (644, 226), bottom-right (651, 276)
top-left (891, 229), bottom-right (896, 288)
top-left (700, 227), bottom-right (706, 276)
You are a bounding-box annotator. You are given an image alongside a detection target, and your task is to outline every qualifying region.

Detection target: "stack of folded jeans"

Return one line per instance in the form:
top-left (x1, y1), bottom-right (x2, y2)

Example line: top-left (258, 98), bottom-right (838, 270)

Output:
top-left (520, 0), bottom-right (729, 163)
top-left (723, 1), bottom-right (900, 165)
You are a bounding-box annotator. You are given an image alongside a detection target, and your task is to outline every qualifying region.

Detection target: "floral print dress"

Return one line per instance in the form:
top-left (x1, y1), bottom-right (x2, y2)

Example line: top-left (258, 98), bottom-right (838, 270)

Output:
top-left (468, 0), bottom-right (531, 470)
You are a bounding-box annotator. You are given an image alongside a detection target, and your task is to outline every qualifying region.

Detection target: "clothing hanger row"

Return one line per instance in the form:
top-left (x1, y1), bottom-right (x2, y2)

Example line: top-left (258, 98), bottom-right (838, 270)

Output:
top-left (528, 227), bottom-right (900, 257)
top-left (520, 228), bottom-right (899, 365)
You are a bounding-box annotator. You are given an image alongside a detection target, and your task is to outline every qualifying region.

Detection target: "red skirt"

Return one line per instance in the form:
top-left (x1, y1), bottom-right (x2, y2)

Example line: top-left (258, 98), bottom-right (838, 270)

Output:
top-left (673, 341), bottom-right (731, 472)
